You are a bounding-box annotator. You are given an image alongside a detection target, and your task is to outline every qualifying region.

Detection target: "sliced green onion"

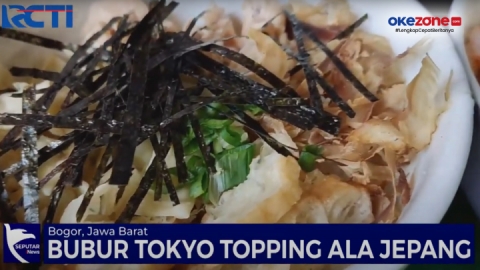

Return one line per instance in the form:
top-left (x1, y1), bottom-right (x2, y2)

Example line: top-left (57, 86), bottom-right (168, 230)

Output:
top-left (200, 119), bottom-right (233, 129)
top-left (298, 145), bottom-right (323, 172)
top-left (209, 143), bottom-right (255, 204)
top-left (184, 140), bottom-right (200, 156)
top-left (182, 124), bottom-right (216, 147)
top-left (243, 105), bottom-right (263, 115)
top-left (183, 134), bottom-right (217, 156)
top-left (187, 155), bottom-right (204, 168)
top-left (182, 126), bottom-right (195, 146)
top-left (219, 126), bottom-right (244, 147)
top-left (204, 131), bottom-right (219, 143)
top-left (304, 144), bottom-right (323, 156)
top-left (202, 189), bottom-right (210, 203)
top-left (189, 172), bottom-right (206, 198)
top-left (212, 138), bottom-right (223, 154)
top-left (198, 102), bottom-right (229, 118)
top-left (168, 109), bottom-right (257, 203)
top-left (298, 151), bottom-right (318, 172)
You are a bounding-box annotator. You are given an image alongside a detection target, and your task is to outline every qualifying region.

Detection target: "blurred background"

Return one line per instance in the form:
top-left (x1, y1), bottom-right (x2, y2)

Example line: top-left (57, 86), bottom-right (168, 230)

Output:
top-left (411, 0), bottom-right (480, 269)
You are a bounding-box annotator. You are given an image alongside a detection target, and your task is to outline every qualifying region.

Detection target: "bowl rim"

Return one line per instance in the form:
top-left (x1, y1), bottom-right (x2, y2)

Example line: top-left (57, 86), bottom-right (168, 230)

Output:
top-left (449, 0), bottom-right (480, 102)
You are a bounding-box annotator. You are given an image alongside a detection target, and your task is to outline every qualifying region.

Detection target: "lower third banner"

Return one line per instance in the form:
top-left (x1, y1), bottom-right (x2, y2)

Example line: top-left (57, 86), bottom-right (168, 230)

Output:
top-left (2, 224), bottom-right (475, 264)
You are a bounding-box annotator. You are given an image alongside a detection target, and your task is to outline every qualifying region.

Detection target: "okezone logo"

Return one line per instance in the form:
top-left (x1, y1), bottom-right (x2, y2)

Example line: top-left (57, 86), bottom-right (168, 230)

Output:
top-left (3, 224), bottom-right (41, 263)
top-left (388, 16), bottom-right (462, 27)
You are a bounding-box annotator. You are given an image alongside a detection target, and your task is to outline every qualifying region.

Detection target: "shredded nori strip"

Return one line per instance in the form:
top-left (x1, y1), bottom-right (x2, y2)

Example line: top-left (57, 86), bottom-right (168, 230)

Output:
top-left (202, 44), bottom-right (297, 96)
top-left (0, 27), bottom-right (66, 50)
top-left (21, 86), bottom-right (39, 224)
top-left (298, 21), bottom-right (378, 102)
top-left (10, 67), bottom-right (59, 81)
top-left (76, 142), bottom-right (113, 221)
top-left (333, 14), bottom-right (369, 40)
top-left (284, 11), bottom-right (325, 116)
top-left (0, 2), bottom-right (377, 224)
top-left (288, 14), bottom-right (368, 76)
top-left (109, 28), bottom-right (152, 186)
top-left (149, 137), bottom-right (166, 201)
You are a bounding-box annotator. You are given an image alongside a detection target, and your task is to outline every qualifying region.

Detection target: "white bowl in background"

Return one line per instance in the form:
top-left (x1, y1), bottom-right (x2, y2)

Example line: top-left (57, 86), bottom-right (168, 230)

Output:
top-left (449, 0), bottom-right (480, 101)
top-left (0, 0), bottom-right (474, 270)
top-left (449, 0), bottom-right (480, 219)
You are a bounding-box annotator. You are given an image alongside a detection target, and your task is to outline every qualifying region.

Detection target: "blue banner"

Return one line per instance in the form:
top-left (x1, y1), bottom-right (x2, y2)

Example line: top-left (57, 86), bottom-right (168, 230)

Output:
top-left (3, 224), bottom-right (476, 264)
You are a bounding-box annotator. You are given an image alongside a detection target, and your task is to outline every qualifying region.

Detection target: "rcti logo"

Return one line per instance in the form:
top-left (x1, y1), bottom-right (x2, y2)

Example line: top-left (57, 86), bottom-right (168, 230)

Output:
top-left (388, 16), bottom-right (462, 27)
top-left (1, 4), bottom-right (73, 28)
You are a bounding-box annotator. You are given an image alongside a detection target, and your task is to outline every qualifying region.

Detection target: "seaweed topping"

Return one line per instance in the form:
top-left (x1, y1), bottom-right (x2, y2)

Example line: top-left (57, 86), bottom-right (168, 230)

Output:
top-left (0, 1), bottom-right (377, 223)
top-left (0, 27), bottom-right (66, 51)
top-left (108, 23), bottom-right (152, 186)
top-left (298, 20), bottom-right (378, 102)
top-left (20, 84), bottom-right (39, 224)
top-left (333, 14), bottom-right (369, 40)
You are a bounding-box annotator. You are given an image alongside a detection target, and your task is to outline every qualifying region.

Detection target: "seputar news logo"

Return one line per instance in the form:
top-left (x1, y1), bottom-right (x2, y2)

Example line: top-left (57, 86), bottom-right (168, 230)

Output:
top-left (388, 16), bottom-right (462, 27)
top-left (2, 224), bottom-right (41, 263)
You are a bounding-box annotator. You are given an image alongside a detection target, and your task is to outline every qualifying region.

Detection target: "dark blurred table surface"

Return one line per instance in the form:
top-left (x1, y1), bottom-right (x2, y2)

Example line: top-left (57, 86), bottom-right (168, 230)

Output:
top-left (406, 0), bottom-right (480, 269)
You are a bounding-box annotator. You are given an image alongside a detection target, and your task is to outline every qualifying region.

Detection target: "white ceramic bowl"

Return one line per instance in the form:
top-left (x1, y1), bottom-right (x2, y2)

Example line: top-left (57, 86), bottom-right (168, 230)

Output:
top-left (449, 0), bottom-right (480, 101)
top-left (449, 0), bottom-right (480, 219)
top-left (0, 1), bottom-right (474, 270)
